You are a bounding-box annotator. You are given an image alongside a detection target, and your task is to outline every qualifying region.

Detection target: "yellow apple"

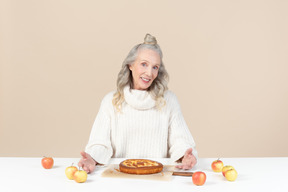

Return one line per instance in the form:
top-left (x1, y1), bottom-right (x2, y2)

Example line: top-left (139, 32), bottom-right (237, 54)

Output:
top-left (222, 165), bottom-right (234, 177)
top-left (225, 168), bottom-right (238, 181)
top-left (211, 159), bottom-right (224, 172)
top-left (65, 164), bottom-right (78, 180)
top-left (74, 170), bottom-right (88, 183)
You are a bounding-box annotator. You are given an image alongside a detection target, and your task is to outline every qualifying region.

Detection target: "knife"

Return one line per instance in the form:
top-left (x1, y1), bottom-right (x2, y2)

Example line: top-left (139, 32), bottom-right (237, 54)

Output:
top-left (172, 171), bottom-right (194, 176)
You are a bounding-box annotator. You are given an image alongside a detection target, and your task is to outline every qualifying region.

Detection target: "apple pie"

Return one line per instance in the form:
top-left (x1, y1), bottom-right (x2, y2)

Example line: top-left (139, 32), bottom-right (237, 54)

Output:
top-left (119, 159), bottom-right (163, 175)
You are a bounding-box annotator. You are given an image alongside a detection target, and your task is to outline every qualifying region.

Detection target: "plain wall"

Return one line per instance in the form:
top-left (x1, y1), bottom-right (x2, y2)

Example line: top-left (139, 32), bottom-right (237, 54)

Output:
top-left (1, 0), bottom-right (288, 158)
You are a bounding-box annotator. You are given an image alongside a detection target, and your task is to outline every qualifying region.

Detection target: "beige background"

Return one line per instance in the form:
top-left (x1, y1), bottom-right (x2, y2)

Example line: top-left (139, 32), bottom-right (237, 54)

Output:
top-left (1, 0), bottom-right (287, 158)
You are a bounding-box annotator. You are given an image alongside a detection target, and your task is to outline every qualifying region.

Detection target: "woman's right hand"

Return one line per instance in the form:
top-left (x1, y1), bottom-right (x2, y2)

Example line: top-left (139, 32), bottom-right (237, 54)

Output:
top-left (78, 151), bottom-right (97, 174)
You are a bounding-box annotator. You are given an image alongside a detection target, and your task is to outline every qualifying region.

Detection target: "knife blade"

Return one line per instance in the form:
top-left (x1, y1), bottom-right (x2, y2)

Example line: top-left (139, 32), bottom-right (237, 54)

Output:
top-left (172, 171), bottom-right (194, 176)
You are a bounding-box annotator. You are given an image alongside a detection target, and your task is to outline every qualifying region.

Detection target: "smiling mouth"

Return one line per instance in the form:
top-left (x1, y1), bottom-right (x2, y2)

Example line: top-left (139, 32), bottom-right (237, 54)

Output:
top-left (141, 77), bottom-right (150, 82)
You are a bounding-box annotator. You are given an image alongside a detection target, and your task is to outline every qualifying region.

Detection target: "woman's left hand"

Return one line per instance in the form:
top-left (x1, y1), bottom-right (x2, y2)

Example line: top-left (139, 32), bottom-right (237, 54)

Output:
top-left (175, 148), bottom-right (197, 170)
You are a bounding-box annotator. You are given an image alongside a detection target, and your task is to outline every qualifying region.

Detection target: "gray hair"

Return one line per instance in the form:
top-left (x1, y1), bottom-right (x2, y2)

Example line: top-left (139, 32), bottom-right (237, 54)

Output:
top-left (112, 34), bottom-right (169, 111)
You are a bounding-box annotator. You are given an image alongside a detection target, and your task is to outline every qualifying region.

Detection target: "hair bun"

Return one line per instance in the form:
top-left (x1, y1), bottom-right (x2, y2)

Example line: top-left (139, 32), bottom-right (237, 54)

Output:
top-left (144, 33), bottom-right (157, 45)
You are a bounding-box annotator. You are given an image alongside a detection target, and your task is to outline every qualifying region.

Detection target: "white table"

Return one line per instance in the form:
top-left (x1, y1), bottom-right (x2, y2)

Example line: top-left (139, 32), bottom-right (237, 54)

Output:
top-left (1, 157), bottom-right (287, 192)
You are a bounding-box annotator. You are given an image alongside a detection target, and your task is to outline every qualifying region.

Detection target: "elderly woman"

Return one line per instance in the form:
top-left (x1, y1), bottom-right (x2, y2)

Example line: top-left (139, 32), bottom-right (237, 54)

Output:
top-left (78, 34), bottom-right (198, 173)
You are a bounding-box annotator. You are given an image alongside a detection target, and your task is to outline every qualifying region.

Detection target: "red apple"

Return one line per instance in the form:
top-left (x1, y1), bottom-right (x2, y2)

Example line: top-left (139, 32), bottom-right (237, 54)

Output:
top-left (211, 159), bottom-right (224, 172)
top-left (192, 171), bottom-right (206, 186)
top-left (41, 157), bottom-right (54, 169)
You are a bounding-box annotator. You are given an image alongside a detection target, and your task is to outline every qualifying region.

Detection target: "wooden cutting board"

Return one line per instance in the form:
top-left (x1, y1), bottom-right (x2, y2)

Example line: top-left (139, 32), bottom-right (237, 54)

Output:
top-left (101, 164), bottom-right (175, 181)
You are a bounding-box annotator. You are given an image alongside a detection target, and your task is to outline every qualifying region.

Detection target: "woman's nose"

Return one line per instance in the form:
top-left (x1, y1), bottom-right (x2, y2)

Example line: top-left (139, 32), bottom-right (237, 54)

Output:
top-left (145, 66), bottom-right (153, 77)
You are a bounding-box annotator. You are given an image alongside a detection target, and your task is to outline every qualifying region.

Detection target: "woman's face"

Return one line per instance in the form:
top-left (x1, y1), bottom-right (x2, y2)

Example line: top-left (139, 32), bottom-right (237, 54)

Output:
top-left (129, 49), bottom-right (161, 90)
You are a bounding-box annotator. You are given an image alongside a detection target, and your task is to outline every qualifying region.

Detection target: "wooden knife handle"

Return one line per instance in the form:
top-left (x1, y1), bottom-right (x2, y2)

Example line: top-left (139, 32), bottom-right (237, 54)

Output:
top-left (172, 172), bottom-right (194, 176)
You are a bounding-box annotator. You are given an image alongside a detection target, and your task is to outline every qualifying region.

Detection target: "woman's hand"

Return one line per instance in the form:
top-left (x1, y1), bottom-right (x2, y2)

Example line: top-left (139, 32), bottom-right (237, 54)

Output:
top-left (78, 151), bottom-right (97, 174)
top-left (175, 148), bottom-right (197, 170)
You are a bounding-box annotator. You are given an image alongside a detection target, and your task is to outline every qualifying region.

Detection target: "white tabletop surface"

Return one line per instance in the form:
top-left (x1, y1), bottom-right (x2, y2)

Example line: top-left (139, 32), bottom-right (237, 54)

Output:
top-left (1, 157), bottom-right (287, 192)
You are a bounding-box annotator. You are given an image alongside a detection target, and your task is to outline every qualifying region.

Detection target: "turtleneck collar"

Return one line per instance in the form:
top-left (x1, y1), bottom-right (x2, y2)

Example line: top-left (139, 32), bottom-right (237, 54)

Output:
top-left (123, 86), bottom-right (156, 110)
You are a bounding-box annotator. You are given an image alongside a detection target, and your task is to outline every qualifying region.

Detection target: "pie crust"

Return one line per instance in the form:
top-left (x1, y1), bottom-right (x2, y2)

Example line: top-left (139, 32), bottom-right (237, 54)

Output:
top-left (119, 159), bottom-right (163, 175)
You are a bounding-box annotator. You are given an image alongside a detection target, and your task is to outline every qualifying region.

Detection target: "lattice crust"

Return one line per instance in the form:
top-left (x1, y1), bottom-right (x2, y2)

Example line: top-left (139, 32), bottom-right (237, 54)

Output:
top-left (119, 159), bottom-right (163, 175)
top-left (122, 159), bottom-right (160, 167)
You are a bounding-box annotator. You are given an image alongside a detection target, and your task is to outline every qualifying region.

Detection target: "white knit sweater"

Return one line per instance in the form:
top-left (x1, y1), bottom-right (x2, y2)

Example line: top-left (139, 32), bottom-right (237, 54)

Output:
top-left (85, 86), bottom-right (198, 164)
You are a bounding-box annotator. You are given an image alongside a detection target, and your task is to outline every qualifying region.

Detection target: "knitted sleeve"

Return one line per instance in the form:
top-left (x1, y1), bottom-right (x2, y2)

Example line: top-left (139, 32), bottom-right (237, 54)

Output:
top-left (85, 92), bottom-right (114, 164)
top-left (166, 92), bottom-right (198, 162)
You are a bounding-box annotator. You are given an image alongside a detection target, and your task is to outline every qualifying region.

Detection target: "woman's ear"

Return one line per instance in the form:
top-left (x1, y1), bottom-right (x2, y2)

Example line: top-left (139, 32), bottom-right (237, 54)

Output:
top-left (128, 64), bottom-right (132, 71)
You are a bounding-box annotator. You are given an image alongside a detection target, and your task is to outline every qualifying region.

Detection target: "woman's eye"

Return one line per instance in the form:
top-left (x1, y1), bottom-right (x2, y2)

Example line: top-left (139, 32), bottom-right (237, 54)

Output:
top-left (153, 66), bottom-right (159, 70)
top-left (141, 63), bottom-right (146, 67)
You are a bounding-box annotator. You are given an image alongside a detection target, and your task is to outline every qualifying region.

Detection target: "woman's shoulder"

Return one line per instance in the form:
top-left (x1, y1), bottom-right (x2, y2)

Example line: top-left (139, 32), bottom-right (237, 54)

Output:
top-left (103, 90), bottom-right (116, 99)
top-left (164, 90), bottom-right (181, 107)
top-left (100, 90), bottom-right (116, 106)
top-left (163, 90), bottom-right (183, 113)
top-left (164, 90), bottom-right (178, 101)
